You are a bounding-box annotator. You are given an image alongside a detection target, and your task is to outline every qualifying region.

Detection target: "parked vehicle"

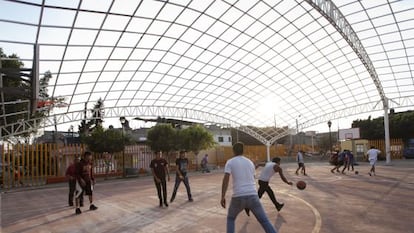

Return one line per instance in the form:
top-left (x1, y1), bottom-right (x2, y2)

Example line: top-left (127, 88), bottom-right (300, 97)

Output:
top-left (0, 162), bottom-right (3, 187)
top-left (403, 138), bottom-right (414, 159)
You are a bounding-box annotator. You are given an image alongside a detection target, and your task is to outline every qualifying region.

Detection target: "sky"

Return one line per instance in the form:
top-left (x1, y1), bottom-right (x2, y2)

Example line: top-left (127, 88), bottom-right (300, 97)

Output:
top-left (1, 0), bottom-right (413, 139)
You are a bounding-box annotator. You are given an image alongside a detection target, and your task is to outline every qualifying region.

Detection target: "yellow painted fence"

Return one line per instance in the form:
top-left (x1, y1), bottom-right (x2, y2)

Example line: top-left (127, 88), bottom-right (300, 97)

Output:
top-left (1, 139), bottom-right (404, 190)
top-left (0, 144), bottom-right (157, 190)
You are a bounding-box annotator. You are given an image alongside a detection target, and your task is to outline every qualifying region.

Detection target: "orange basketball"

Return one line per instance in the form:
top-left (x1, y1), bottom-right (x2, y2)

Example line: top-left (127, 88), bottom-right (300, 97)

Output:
top-left (296, 180), bottom-right (306, 190)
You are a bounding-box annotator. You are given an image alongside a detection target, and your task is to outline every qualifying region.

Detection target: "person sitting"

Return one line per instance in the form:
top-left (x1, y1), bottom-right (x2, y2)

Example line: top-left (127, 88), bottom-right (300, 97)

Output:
top-left (201, 154), bottom-right (210, 173)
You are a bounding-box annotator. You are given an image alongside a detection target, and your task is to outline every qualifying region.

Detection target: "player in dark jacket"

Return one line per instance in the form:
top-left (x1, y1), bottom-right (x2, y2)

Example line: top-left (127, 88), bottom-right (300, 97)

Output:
top-left (170, 150), bottom-right (193, 203)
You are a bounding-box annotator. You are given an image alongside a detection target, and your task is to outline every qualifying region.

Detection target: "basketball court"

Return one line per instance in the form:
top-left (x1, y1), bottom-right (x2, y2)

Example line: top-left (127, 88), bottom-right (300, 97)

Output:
top-left (1, 160), bottom-right (414, 233)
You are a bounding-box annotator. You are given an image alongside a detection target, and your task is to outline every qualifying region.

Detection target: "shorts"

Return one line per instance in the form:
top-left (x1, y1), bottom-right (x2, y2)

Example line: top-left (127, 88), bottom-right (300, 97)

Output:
top-left (369, 159), bottom-right (377, 166)
top-left (298, 162), bottom-right (304, 168)
top-left (83, 180), bottom-right (93, 196)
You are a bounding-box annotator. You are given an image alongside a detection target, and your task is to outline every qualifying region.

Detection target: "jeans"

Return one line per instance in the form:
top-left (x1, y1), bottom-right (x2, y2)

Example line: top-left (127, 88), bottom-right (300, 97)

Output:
top-left (171, 175), bottom-right (192, 200)
top-left (154, 178), bottom-right (167, 204)
top-left (227, 195), bottom-right (277, 233)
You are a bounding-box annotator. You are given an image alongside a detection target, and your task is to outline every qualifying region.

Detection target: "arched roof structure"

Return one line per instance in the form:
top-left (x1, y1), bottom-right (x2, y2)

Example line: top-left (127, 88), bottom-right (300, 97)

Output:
top-left (1, 0), bottom-right (414, 145)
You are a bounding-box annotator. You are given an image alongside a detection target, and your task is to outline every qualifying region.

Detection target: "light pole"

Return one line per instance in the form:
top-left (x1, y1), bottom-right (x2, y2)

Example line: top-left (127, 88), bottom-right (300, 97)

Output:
top-left (120, 117), bottom-right (126, 178)
top-left (69, 125), bottom-right (74, 139)
top-left (296, 116), bottom-right (301, 150)
top-left (328, 120), bottom-right (332, 153)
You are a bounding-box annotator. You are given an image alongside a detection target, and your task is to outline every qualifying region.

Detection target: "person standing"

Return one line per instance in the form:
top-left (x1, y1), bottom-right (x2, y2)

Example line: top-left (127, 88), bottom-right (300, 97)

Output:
top-left (342, 150), bottom-right (355, 173)
top-left (75, 151), bottom-right (98, 215)
top-left (103, 152), bottom-right (112, 180)
top-left (201, 154), bottom-right (210, 173)
top-left (346, 150), bottom-right (355, 171)
top-left (150, 151), bottom-right (170, 207)
top-left (13, 166), bottom-right (24, 186)
top-left (341, 150), bottom-right (350, 174)
top-left (221, 142), bottom-right (277, 233)
top-left (367, 146), bottom-right (381, 176)
top-left (331, 150), bottom-right (346, 173)
top-left (65, 157), bottom-right (83, 207)
top-left (295, 150), bottom-right (307, 175)
top-left (170, 150), bottom-right (193, 203)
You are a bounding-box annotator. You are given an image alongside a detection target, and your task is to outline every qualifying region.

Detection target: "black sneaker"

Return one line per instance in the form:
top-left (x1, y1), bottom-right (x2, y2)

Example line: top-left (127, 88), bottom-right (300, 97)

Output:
top-left (188, 198), bottom-right (193, 202)
top-left (75, 208), bottom-right (82, 215)
top-left (276, 203), bottom-right (284, 212)
top-left (164, 202), bottom-right (169, 207)
top-left (89, 204), bottom-right (98, 210)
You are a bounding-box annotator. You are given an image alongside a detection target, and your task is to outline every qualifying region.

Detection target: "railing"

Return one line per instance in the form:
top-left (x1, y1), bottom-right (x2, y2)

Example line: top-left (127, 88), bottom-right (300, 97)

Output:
top-left (368, 138), bottom-right (404, 160)
top-left (1, 143), bottom-right (157, 190)
top-left (0, 142), bottom-right (321, 190)
top-left (1, 139), bottom-right (405, 190)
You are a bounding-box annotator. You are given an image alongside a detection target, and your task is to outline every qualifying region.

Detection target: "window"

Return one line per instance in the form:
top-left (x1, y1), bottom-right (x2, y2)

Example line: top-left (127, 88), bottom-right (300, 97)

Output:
top-left (356, 144), bottom-right (364, 153)
top-left (218, 136), bottom-right (224, 142)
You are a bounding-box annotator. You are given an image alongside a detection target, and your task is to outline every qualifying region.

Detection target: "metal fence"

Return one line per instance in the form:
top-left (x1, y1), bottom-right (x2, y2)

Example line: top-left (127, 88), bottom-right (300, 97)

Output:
top-left (0, 143), bottom-right (157, 190)
top-left (368, 138), bottom-right (404, 160)
top-left (1, 139), bottom-right (405, 190)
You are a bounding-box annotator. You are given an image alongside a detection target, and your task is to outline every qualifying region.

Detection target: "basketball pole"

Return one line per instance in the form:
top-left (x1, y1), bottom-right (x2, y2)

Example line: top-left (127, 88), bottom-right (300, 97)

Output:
top-left (31, 44), bottom-right (39, 116)
top-left (383, 97), bottom-right (392, 165)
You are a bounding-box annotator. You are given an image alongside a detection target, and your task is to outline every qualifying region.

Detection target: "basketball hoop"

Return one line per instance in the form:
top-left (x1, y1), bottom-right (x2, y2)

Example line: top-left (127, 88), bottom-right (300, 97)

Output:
top-left (37, 100), bottom-right (68, 109)
top-left (37, 100), bottom-right (54, 108)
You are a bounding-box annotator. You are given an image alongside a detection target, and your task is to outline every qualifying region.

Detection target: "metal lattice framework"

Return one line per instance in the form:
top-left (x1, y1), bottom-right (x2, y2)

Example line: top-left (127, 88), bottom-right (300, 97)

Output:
top-left (1, 0), bottom-right (414, 145)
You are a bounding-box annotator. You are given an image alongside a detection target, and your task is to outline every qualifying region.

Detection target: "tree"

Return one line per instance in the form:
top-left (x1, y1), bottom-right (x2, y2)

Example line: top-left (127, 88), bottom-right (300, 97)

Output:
top-left (146, 124), bottom-right (177, 153)
top-left (389, 110), bottom-right (414, 141)
top-left (352, 110), bottom-right (414, 140)
top-left (91, 98), bottom-right (104, 128)
top-left (1, 48), bottom-right (27, 128)
top-left (1, 49), bottom-right (65, 141)
top-left (84, 126), bottom-right (121, 154)
top-left (82, 125), bottom-right (132, 154)
top-left (179, 125), bottom-right (216, 164)
top-left (36, 70), bottom-right (66, 117)
top-left (82, 124), bottom-right (134, 177)
top-left (79, 98), bottom-right (105, 141)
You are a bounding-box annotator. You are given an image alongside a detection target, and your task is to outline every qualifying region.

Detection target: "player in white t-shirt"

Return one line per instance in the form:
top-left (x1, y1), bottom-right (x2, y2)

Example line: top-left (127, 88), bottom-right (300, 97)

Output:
top-left (245, 157), bottom-right (292, 216)
top-left (258, 157), bottom-right (292, 211)
top-left (221, 142), bottom-right (277, 233)
top-left (366, 146), bottom-right (381, 176)
top-left (295, 150), bottom-right (307, 175)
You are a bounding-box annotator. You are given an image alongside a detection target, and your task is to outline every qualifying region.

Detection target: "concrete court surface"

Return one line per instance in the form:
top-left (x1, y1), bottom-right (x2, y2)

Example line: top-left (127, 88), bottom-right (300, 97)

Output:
top-left (1, 160), bottom-right (414, 233)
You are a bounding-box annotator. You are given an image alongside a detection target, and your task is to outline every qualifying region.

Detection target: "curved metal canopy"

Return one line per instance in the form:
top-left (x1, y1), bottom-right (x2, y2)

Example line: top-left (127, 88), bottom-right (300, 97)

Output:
top-left (1, 0), bottom-right (413, 142)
